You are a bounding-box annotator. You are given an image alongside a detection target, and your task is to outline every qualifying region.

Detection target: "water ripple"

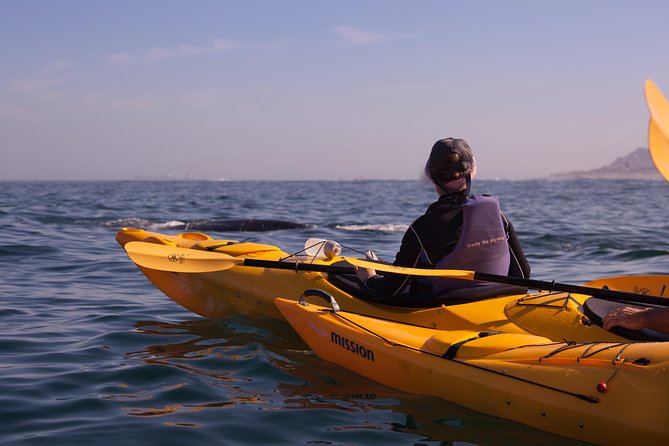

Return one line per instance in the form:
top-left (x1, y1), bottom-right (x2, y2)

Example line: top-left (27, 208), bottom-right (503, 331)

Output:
top-left (2, 179), bottom-right (665, 445)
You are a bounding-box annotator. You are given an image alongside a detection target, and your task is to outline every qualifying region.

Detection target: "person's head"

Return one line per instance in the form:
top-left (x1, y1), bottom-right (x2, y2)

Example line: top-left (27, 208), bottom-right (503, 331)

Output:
top-left (424, 138), bottom-right (476, 194)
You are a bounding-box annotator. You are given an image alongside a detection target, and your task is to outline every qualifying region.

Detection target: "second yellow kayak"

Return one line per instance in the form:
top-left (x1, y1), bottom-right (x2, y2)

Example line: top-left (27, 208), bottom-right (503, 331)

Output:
top-left (276, 291), bottom-right (669, 445)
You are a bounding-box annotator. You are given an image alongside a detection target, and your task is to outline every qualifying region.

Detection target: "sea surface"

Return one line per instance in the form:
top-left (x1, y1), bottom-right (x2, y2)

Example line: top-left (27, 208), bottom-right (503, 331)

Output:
top-left (2, 179), bottom-right (669, 446)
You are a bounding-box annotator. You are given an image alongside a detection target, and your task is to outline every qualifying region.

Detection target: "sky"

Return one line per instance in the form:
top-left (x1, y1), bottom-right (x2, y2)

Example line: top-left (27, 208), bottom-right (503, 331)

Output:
top-left (2, 0), bottom-right (669, 181)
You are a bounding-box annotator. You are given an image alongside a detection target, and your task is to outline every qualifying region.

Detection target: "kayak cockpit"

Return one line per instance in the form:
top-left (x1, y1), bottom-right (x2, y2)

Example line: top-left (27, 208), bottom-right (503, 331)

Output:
top-left (326, 269), bottom-right (528, 308)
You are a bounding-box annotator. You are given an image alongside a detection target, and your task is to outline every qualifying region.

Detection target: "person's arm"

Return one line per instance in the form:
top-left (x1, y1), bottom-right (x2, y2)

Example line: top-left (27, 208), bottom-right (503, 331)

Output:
top-left (603, 306), bottom-right (669, 334)
top-left (502, 214), bottom-right (530, 278)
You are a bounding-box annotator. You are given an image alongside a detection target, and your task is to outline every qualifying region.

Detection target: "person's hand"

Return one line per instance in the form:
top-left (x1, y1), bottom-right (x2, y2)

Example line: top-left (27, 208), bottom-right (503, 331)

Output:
top-left (353, 265), bottom-right (377, 283)
top-left (602, 306), bottom-right (652, 331)
top-left (352, 250), bottom-right (379, 283)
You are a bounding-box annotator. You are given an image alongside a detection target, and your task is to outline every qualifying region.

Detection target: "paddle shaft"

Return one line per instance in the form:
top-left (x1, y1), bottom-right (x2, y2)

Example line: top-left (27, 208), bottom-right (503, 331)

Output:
top-left (346, 257), bottom-right (669, 306)
top-left (242, 258), bottom-right (353, 274)
top-left (126, 242), bottom-right (668, 306)
top-left (474, 271), bottom-right (669, 306)
top-left (220, 259), bottom-right (669, 306)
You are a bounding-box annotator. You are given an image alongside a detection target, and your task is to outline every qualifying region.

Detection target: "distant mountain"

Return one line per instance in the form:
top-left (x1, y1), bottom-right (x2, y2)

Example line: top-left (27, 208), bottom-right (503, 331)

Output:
top-left (548, 148), bottom-right (663, 180)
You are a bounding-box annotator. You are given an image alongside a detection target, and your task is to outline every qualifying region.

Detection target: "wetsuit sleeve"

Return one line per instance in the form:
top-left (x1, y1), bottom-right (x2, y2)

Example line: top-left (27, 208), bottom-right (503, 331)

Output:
top-left (503, 214), bottom-right (531, 278)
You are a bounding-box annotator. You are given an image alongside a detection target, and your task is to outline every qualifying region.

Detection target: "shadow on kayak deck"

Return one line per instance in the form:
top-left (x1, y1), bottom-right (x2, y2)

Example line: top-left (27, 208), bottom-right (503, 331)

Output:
top-left (326, 270), bottom-right (528, 308)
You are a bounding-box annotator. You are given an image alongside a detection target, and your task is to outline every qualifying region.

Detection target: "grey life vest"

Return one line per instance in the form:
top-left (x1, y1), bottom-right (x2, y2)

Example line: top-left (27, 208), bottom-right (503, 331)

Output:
top-left (431, 195), bottom-right (510, 293)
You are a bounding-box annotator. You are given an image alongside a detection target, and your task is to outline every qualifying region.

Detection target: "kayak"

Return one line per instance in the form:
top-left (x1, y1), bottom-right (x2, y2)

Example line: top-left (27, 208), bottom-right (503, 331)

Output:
top-left (117, 228), bottom-right (669, 343)
top-left (275, 292), bottom-right (669, 444)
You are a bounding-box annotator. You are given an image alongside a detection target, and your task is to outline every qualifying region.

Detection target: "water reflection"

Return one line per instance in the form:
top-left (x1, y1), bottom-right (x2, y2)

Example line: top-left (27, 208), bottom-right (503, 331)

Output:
top-left (125, 316), bottom-right (589, 445)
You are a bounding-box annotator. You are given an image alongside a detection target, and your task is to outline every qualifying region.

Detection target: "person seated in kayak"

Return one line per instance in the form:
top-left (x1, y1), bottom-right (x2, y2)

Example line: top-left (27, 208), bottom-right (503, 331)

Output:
top-left (603, 306), bottom-right (669, 334)
top-left (355, 137), bottom-right (530, 298)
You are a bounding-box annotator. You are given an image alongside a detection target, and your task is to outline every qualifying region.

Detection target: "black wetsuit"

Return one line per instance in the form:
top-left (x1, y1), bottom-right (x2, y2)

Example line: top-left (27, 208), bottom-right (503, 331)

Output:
top-left (365, 192), bottom-right (531, 297)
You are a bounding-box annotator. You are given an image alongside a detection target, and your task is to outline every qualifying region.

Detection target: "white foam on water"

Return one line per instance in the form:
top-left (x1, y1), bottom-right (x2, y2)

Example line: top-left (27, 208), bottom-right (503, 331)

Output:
top-left (105, 217), bottom-right (153, 228)
top-left (151, 220), bottom-right (187, 230)
top-left (335, 223), bottom-right (408, 233)
top-left (105, 218), bottom-right (187, 230)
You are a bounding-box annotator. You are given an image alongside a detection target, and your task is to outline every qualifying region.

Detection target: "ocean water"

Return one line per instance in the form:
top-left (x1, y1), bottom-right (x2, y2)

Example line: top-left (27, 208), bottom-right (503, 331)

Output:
top-left (2, 179), bottom-right (669, 445)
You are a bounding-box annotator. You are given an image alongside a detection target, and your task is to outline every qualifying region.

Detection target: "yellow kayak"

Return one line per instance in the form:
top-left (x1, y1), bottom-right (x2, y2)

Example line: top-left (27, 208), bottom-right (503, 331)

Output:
top-left (117, 227), bottom-right (669, 343)
top-left (275, 292), bottom-right (669, 445)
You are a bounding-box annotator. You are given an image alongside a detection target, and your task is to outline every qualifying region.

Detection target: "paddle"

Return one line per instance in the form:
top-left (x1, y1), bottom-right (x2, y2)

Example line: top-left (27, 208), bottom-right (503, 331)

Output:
top-left (346, 257), bottom-right (669, 307)
top-left (124, 241), bottom-right (353, 274)
top-left (645, 79), bottom-right (669, 182)
top-left (125, 241), bottom-right (669, 307)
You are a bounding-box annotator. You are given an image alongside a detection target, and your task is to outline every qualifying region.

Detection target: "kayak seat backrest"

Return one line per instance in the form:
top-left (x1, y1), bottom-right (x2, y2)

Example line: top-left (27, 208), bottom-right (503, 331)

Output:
top-left (177, 232), bottom-right (212, 241)
top-left (422, 331), bottom-right (549, 359)
top-left (191, 239), bottom-right (282, 257)
top-left (583, 298), bottom-right (669, 342)
top-left (326, 270), bottom-right (527, 308)
top-left (141, 236), bottom-right (177, 247)
top-left (173, 232), bottom-right (214, 248)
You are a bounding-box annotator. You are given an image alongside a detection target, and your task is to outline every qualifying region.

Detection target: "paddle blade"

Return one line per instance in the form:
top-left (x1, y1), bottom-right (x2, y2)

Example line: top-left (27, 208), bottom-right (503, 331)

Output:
top-left (124, 241), bottom-right (240, 273)
top-left (345, 257), bottom-right (475, 279)
top-left (645, 79), bottom-right (669, 181)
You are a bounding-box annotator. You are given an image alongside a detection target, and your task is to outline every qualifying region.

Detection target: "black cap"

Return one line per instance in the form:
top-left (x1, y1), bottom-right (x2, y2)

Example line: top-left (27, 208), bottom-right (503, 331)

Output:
top-left (425, 138), bottom-right (474, 183)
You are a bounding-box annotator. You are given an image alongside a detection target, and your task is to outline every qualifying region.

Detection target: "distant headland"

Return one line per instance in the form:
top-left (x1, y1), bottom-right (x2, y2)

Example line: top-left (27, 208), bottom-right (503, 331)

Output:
top-left (548, 148), bottom-right (663, 180)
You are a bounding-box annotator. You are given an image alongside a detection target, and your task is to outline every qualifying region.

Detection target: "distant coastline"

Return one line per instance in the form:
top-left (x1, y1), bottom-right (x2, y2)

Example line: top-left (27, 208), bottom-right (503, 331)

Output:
top-left (547, 147), bottom-right (663, 181)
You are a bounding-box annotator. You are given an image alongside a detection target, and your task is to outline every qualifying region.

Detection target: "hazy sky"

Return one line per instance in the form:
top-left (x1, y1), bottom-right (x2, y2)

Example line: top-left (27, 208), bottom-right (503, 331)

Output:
top-left (2, 1), bottom-right (669, 181)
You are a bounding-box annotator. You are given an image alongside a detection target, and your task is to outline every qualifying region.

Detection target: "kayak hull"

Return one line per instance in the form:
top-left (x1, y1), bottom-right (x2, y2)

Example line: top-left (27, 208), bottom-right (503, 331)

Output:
top-left (117, 228), bottom-right (668, 342)
top-left (275, 297), bottom-right (669, 444)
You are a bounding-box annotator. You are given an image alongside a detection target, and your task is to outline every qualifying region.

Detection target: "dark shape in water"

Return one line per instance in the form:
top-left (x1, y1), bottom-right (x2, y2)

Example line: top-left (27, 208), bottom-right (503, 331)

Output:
top-left (185, 219), bottom-right (312, 232)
